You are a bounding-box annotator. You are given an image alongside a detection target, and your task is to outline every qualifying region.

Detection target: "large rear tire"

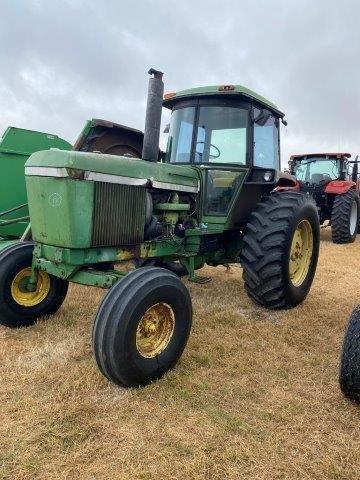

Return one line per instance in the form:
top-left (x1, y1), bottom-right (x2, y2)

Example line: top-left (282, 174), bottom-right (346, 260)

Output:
top-left (339, 306), bottom-right (360, 403)
top-left (0, 242), bottom-right (68, 328)
top-left (92, 267), bottom-right (192, 387)
top-left (331, 190), bottom-right (359, 243)
top-left (241, 192), bottom-right (320, 309)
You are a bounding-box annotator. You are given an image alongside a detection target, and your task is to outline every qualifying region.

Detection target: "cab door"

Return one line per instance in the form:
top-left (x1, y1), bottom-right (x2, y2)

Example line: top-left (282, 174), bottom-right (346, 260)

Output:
top-left (193, 103), bottom-right (250, 225)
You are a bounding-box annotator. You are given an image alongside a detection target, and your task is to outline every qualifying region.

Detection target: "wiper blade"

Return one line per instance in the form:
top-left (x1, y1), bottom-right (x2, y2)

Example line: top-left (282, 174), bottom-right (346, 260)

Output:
top-left (298, 159), bottom-right (317, 166)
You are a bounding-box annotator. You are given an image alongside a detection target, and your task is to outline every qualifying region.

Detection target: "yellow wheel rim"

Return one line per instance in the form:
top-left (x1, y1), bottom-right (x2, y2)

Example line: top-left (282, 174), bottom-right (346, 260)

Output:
top-left (11, 268), bottom-right (51, 307)
top-left (289, 219), bottom-right (313, 287)
top-left (136, 303), bottom-right (175, 358)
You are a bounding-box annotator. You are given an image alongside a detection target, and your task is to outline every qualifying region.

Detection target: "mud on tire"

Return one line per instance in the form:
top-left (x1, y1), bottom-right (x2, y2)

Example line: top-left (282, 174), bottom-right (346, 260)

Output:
top-left (240, 192), bottom-right (320, 309)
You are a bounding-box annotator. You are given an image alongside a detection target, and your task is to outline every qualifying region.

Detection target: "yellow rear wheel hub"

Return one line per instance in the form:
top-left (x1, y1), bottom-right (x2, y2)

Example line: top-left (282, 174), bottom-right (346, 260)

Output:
top-left (289, 219), bottom-right (313, 287)
top-left (11, 268), bottom-right (51, 307)
top-left (136, 303), bottom-right (175, 358)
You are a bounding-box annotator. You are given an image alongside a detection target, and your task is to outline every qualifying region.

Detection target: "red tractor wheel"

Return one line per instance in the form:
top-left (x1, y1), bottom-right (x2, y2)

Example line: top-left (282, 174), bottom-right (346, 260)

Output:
top-left (331, 190), bottom-right (360, 244)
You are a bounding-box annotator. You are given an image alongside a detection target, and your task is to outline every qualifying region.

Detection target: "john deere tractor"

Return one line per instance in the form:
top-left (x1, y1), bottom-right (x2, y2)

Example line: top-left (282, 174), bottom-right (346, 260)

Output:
top-left (0, 69), bottom-right (320, 387)
top-left (289, 153), bottom-right (360, 243)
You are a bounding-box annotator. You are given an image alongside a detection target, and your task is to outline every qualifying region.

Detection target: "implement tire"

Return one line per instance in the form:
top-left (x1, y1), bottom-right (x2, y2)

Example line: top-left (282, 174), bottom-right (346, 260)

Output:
top-left (92, 267), bottom-right (192, 387)
top-left (0, 242), bottom-right (68, 328)
top-left (241, 192), bottom-right (319, 309)
top-left (331, 190), bottom-right (359, 243)
top-left (339, 306), bottom-right (360, 403)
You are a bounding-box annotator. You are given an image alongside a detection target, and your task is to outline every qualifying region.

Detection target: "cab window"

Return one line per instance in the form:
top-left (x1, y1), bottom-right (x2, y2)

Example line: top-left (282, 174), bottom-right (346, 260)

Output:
top-left (165, 107), bottom-right (195, 163)
top-left (195, 106), bottom-right (248, 164)
top-left (253, 108), bottom-right (280, 169)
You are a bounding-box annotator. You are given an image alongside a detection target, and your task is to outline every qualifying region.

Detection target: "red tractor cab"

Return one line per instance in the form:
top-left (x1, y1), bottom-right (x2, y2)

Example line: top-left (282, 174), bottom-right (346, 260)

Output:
top-left (289, 153), bottom-right (360, 243)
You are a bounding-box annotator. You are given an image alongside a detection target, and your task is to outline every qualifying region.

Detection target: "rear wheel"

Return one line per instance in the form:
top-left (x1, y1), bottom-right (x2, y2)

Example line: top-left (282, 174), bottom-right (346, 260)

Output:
top-left (339, 306), bottom-right (360, 403)
top-left (92, 267), bottom-right (192, 387)
top-left (0, 242), bottom-right (68, 328)
top-left (241, 192), bottom-right (320, 309)
top-left (331, 190), bottom-right (359, 243)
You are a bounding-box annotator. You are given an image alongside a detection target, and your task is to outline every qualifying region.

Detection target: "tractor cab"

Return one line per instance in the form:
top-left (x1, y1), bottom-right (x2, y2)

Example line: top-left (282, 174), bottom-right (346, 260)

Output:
top-left (163, 85), bottom-right (290, 221)
top-left (289, 153), bottom-right (354, 187)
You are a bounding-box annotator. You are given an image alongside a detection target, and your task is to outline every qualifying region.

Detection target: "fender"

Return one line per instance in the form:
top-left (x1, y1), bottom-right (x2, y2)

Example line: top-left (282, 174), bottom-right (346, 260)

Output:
top-left (325, 180), bottom-right (356, 195)
top-left (274, 172), bottom-right (300, 192)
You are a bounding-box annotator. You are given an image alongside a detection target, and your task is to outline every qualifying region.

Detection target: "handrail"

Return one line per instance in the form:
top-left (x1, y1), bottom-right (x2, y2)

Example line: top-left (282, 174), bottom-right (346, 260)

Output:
top-left (0, 203), bottom-right (28, 218)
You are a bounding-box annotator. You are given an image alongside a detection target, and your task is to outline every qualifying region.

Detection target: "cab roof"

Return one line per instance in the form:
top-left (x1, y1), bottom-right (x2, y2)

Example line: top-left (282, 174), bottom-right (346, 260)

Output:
top-left (290, 152), bottom-right (351, 160)
top-left (163, 84), bottom-right (284, 117)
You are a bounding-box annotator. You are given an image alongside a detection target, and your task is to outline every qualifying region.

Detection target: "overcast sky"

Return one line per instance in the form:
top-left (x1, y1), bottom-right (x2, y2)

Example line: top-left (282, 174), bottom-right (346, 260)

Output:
top-left (1, 0), bottom-right (359, 166)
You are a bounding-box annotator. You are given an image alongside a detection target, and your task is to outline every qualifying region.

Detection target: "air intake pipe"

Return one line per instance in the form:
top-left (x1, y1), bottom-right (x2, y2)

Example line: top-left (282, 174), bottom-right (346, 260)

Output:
top-left (142, 68), bottom-right (164, 162)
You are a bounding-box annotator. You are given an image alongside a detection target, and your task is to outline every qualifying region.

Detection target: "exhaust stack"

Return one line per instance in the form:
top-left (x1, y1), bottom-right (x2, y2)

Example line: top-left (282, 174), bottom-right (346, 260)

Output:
top-left (142, 68), bottom-right (164, 162)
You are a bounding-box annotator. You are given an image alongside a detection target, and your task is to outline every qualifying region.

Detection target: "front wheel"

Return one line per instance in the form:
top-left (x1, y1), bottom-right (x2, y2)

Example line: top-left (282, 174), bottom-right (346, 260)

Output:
top-left (331, 190), bottom-right (359, 243)
top-left (92, 267), bottom-right (192, 387)
top-left (0, 242), bottom-right (68, 328)
top-left (339, 306), bottom-right (360, 403)
top-left (241, 192), bottom-right (320, 309)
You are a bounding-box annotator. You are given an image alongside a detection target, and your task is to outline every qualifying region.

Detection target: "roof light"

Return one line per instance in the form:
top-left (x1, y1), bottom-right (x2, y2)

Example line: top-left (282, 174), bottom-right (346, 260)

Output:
top-left (218, 85), bottom-right (235, 91)
top-left (163, 92), bottom-right (176, 100)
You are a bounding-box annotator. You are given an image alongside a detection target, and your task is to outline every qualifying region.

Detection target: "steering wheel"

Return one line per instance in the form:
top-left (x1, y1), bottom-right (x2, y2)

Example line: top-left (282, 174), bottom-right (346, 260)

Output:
top-left (195, 141), bottom-right (221, 159)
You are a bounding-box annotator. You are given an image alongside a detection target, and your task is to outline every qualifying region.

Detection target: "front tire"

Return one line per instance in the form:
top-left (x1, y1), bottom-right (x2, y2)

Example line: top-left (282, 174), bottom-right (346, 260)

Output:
top-left (339, 306), bottom-right (360, 403)
top-left (92, 267), bottom-right (192, 387)
top-left (0, 242), bottom-right (68, 328)
top-left (241, 192), bottom-right (320, 309)
top-left (331, 190), bottom-right (359, 243)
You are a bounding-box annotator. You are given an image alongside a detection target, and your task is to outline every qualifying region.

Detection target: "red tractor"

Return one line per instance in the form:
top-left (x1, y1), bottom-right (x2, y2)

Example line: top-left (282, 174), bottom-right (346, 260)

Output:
top-left (289, 153), bottom-right (360, 243)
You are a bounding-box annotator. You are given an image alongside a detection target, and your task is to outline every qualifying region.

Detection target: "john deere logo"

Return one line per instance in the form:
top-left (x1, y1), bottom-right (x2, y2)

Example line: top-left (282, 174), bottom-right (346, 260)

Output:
top-left (49, 193), bottom-right (62, 207)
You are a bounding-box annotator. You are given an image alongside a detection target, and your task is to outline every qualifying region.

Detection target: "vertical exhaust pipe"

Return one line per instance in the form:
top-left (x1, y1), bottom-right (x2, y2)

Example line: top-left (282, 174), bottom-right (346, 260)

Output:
top-left (142, 68), bottom-right (164, 162)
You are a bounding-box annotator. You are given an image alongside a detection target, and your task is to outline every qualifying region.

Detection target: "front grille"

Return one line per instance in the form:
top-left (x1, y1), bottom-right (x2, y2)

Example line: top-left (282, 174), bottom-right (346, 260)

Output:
top-left (92, 182), bottom-right (146, 246)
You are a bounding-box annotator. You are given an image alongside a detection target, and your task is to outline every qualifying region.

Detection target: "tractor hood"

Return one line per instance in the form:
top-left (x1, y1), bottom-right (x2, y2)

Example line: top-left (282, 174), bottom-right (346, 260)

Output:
top-left (25, 149), bottom-right (199, 194)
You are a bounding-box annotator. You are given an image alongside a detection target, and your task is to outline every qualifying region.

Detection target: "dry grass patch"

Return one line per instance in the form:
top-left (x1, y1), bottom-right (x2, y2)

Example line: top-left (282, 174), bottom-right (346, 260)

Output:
top-left (1, 228), bottom-right (360, 479)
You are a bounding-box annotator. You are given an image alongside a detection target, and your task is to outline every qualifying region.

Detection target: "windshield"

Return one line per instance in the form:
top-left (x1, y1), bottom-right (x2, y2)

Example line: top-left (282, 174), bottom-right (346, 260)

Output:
top-left (165, 106), bottom-right (248, 164)
top-left (293, 158), bottom-right (340, 183)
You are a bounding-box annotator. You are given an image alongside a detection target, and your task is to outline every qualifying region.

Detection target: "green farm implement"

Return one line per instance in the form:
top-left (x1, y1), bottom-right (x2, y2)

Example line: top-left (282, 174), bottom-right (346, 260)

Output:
top-left (0, 69), bottom-right (320, 387)
top-left (0, 127), bottom-right (71, 250)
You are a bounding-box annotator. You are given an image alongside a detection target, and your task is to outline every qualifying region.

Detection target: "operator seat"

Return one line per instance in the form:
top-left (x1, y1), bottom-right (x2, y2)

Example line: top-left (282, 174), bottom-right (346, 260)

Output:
top-left (310, 173), bottom-right (325, 183)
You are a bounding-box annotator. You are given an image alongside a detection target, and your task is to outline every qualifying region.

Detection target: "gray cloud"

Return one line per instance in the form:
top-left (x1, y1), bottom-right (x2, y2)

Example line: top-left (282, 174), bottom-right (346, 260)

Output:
top-left (1, 0), bottom-right (360, 165)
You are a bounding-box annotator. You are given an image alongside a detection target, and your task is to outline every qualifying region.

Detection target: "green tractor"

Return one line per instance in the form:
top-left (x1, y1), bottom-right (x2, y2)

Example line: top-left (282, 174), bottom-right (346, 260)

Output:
top-left (0, 69), bottom-right (320, 387)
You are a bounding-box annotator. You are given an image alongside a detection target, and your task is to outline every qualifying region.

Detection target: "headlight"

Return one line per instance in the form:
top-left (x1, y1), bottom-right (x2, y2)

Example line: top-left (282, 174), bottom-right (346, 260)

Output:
top-left (263, 171), bottom-right (273, 182)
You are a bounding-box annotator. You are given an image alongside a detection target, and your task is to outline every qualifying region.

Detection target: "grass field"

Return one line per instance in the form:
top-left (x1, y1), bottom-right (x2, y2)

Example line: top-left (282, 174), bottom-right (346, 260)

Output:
top-left (1, 228), bottom-right (360, 480)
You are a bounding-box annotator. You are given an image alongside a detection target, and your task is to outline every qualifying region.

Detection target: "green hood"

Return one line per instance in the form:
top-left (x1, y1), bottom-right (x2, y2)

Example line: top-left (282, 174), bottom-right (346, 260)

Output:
top-left (25, 150), bottom-right (199, 192)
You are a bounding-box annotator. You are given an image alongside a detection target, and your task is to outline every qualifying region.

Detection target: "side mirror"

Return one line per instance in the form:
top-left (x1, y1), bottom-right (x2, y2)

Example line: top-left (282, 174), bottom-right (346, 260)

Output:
top-left (163, 123), bottom-right (170, 134)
